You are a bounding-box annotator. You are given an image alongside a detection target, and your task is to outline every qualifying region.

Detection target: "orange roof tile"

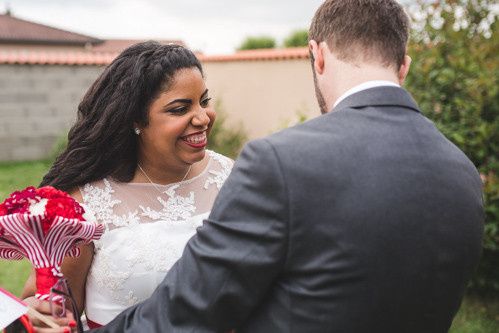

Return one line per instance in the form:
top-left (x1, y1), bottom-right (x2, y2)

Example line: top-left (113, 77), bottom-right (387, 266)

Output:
top-left (0, 50), bottom-right (118, 65)
top-left (200, 47), bottom-right (309, 62)
top-left (0, 47), bottom-right (309, 66)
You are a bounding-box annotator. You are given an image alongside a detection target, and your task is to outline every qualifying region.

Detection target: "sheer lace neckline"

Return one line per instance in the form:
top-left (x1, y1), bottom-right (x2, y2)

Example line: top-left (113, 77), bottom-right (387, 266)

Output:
top-left (81, 150), bottom-right (234, 232)
top-left (122, 155), bottom-right (213, 188)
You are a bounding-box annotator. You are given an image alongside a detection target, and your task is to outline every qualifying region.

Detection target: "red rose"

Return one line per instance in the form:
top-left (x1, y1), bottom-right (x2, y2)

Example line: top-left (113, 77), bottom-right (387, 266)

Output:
top-left (1, 186), bottom-right (86, 237)
top-left (36, 187), bottom-right (71, 200)
top-left (36, 186), bottom-right (85, 221)
top-left (1, 186), bottom-right (39, 215)
top-left (45, 197), bottom-right (84, 221)
top-left (0, 203), bottom-right (7, 216)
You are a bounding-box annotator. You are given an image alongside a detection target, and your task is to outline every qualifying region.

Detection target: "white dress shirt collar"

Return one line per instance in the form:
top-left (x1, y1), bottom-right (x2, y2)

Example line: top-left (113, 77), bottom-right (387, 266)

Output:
top-left (333, 80), bottom-right (400, 109)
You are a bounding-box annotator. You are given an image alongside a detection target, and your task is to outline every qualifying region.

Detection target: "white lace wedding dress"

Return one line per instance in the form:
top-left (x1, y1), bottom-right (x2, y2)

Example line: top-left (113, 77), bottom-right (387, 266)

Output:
top-left (80, 150), bottom-right (233, 326)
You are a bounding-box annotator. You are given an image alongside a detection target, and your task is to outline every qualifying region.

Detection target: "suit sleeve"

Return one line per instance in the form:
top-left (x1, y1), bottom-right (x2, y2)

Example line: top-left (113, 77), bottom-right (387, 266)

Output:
top-left (89, 138), bottom-right (289, 332)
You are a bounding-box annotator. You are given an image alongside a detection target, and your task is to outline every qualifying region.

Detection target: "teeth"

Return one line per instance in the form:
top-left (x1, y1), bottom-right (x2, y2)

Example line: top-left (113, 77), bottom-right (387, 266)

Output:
top-left (184, 132), bottom-right (206, 144)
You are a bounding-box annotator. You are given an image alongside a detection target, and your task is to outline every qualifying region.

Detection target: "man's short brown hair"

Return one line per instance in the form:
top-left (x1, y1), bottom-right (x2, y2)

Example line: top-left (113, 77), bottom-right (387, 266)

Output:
top-left (309, 0), bottom-right (409, 69)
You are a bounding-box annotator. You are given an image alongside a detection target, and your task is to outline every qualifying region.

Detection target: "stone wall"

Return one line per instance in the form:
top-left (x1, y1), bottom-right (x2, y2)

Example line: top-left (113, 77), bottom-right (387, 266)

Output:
top-left (0, 64), bottom-right (104, 161)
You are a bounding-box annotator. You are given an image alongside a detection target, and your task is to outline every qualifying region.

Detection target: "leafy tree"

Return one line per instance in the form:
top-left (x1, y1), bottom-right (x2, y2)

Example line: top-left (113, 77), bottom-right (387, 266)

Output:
top-left (238, 36), bottom-right (276, 50)
top-left (284, 29), bottom-right (309, 47)
top-left (405, 0), bottom-right (498, 294)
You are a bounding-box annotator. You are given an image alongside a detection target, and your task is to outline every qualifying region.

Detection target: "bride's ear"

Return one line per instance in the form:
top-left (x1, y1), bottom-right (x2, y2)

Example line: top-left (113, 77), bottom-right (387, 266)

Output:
top-left (133, 122), bottom-right (141, 135)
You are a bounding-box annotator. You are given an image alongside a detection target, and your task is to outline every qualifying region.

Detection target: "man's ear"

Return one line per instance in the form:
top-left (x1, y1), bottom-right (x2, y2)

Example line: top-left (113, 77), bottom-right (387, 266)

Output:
top-left (398, 55), bottom-right (412, 85)
top-left (309, 40), bottom-right (325, 75)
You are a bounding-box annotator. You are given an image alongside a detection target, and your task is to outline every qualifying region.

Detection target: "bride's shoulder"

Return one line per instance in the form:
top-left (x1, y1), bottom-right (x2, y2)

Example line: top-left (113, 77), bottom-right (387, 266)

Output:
top-left (206, 150), bottom-right (234, 169)
top-left (201, 150), bottom-right (234, 190)
top-left (68, 187), bottom-right (84, 203)
top-left (68, 180), bottom-right (108, 204)
top-left (76, 178), bottom-right (116, 204)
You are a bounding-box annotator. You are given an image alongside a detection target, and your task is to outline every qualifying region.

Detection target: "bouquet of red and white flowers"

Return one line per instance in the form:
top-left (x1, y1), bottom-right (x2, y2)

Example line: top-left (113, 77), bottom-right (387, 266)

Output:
top-left (0, 186), bottom-right (103, 302)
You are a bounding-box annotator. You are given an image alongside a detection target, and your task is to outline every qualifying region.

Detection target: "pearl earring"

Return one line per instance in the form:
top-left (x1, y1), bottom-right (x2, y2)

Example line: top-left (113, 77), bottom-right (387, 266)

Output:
top-left (134, 128), bottom-right (141, 135)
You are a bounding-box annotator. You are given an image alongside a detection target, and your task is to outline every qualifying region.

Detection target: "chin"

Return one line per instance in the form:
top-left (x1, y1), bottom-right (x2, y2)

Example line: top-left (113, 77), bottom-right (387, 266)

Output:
top-left (184, 148), bottom-right (206, 164)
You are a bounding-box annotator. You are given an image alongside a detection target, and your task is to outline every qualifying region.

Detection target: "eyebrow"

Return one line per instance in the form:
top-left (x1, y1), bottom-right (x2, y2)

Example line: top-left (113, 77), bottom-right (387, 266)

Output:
top-left (165, 89), bottom-right (209, 106)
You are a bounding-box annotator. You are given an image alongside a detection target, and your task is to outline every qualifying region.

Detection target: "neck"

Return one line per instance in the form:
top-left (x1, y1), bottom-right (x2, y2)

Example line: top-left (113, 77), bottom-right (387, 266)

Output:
top-left (136, 159), bottom-right (191, 185)
top-left (325, 62), bottom-right (400, 111)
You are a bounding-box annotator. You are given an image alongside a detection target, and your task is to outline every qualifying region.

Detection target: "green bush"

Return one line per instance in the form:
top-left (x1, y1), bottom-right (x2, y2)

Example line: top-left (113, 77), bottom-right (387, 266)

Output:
top-left (208, 101), bottom-right (247, 159)
top-left (405, 0), bottom-right (498, 294)
top-left (238, 36), bottom-right (276, 50)
top-left (283, 29), bottom-right (309, 47)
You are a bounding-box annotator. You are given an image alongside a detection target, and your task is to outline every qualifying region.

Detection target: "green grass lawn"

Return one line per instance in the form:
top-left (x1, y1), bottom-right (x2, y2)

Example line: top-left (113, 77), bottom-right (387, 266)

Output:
top-left (0, 159), bottom-right (50, 298)
top-left (450, 296), bottom-right (499, 333)
top-left (0, 160), bottom-right (498, 332)
top-left (0, 159), bottom-right (51, 200)
top-left (0, 259), bottom-right (31, 296)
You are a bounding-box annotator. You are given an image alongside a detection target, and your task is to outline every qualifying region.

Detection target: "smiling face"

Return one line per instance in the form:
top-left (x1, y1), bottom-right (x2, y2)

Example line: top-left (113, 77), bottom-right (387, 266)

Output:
top-left (137, 67), bottom-right (215, 171)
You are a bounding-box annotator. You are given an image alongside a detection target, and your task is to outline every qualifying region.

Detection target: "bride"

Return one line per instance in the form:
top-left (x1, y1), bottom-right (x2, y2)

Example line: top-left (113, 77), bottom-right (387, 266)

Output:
top-left (21, 41), bottom-right (233, 328)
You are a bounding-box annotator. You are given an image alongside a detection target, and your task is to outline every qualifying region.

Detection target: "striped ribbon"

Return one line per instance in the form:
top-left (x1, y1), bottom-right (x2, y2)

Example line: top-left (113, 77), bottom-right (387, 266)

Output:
top-left (0, 212), bottom-right (104, 301)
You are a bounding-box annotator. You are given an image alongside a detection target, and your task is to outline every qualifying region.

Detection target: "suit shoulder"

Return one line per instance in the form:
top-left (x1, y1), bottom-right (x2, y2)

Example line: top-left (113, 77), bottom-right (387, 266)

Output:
top-left (261, 112), bottom-right (339, 149)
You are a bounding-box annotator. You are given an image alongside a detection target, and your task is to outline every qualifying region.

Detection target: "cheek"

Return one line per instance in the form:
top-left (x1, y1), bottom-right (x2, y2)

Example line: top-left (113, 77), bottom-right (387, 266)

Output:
top-left (207, 109), bottom-right (216, 127)
top-left (165, 115), bottom-right (190, 131)
top-left (149, 119), bottom-right (186, 142)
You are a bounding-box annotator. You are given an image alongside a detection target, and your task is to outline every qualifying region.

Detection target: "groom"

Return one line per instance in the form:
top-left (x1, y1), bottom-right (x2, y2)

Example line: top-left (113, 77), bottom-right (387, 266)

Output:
top-left (92, 0), bottom-right (484, 332)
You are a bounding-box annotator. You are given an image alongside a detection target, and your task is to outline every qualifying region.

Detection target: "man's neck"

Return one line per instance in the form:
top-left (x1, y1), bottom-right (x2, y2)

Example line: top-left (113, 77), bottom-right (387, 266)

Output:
top-left (325, 62), bottom-right (401, 110)
top-left (331, 65), bottom-right (399, 105)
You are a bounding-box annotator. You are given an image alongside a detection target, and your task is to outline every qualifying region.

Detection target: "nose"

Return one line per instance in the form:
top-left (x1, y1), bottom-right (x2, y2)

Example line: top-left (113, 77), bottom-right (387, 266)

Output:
top-left (191, 108), bottom-right (210, 128)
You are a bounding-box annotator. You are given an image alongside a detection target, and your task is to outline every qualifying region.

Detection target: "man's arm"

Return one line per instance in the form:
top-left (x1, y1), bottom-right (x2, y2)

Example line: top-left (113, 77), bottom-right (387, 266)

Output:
top-left (91, 138), bottom-right (289, 332)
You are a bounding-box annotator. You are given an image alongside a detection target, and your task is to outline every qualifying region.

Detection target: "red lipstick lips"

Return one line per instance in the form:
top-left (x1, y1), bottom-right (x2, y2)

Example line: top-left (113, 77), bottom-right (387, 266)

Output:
top-left (181, 131), bottom-right (207, 149)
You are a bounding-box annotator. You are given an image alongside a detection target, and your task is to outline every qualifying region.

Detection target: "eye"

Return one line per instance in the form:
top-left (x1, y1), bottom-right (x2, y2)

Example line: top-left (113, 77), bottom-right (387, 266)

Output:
top-left (200, 97), bottom-right (212, 108)
top-left (168, 106), bottom-right (188, 115)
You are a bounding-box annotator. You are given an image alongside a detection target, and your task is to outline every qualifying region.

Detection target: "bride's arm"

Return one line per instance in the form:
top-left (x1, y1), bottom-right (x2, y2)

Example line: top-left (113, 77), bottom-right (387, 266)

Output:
top-left (60, 188), bottom-right (95, 314)
top-left (61, 243), bottom-right (94, 313)
top-left (21, 188), bottom-right (95, 315)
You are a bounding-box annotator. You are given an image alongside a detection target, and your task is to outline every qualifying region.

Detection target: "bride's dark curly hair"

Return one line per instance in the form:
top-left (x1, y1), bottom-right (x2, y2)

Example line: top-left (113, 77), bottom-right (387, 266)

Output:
top-left (40, 41), bottom-right (203, 192)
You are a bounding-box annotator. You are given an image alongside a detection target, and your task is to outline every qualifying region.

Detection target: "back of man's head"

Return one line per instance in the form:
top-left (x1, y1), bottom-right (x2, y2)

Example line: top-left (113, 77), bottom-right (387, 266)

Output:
top-left (309, 0), bottom-right (409, 70)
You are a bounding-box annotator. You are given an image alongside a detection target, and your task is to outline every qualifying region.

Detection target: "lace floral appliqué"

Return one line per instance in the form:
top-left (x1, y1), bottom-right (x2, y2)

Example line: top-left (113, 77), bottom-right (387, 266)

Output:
top-left (126, 231), bottom-right (182, 272)
top-left (140, 185), bottom-right (196, 222)
top-left (88, 248), bottom-right (137, 306)
top-left (82, 179), bottom-right (139, 231)
top-left (204, 151), bottom-right (233, 190)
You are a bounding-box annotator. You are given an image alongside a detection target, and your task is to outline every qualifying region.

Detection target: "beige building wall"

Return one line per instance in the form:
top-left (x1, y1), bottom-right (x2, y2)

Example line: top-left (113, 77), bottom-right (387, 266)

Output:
top-left (203, 59), bottom-right (319, 139)
top-left (0, 58), bottom-right (318, 161)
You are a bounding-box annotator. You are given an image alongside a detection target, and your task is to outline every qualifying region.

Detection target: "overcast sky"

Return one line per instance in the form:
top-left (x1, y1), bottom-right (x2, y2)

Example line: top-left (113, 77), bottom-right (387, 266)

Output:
top-left (3, 0), bottom-right (327, 54)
